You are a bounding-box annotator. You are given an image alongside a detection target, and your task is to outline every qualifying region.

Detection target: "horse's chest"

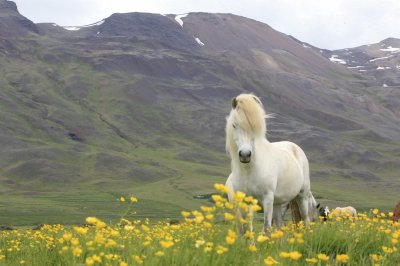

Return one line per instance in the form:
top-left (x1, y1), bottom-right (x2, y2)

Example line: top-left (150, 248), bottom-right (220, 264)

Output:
top-left (235, 176), bottom-right (268, 199)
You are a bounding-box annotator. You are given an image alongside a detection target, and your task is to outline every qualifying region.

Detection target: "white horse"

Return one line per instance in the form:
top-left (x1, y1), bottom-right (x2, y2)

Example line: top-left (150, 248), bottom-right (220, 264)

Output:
top-left (281, 192), bottom-right (320, 223)
top-left (225, 93), bottom-right (311, 231)
top-left (331, 206), bottom-right (358, 219)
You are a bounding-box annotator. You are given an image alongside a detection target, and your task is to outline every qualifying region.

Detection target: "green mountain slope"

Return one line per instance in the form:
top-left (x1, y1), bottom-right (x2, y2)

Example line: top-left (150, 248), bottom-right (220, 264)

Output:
top-left (0, 2), bottom-right (399, 225)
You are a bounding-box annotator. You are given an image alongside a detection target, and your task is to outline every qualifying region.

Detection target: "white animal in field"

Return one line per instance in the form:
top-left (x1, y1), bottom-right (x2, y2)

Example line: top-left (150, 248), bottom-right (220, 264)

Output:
top-left (331, 206), bottom-right (358, 219)
top-left (225, 93), bottom-right (311, 231)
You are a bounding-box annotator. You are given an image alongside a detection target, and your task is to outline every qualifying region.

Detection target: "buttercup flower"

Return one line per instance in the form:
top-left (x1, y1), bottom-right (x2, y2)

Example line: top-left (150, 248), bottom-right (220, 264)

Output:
top-left (214, 183), bottom-right (229, 194)
top-left (336, 254), bottom-right (349, 263)
top-left (317, 253), bottom-right (329, 261)
top-left (264, 256), bottom-right (279, 265)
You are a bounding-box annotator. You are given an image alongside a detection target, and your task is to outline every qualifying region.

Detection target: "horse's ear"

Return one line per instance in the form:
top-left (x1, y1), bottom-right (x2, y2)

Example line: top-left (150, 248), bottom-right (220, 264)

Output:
top-left (231, 97), bottom-right (237, 109)
top-left (253, 96), bottom-right (261, 105)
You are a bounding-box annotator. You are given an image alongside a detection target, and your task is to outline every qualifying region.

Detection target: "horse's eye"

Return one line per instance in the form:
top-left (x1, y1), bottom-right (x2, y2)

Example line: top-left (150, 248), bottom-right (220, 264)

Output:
top-left (233, 124), bottom-right (236, 129)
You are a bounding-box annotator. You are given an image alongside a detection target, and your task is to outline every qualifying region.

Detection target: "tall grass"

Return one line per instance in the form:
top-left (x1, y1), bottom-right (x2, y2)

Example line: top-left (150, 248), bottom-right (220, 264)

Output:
top-left (0, 186), bottom-right (399, 265)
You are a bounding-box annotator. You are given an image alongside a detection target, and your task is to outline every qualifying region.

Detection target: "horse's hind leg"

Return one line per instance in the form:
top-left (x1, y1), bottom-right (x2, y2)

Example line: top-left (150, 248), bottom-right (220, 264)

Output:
top-left (272, 205), bottom-right (283, 228)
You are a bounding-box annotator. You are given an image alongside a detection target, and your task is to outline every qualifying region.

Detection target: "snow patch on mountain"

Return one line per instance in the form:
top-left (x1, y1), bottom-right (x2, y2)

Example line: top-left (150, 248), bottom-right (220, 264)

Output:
top-left (62, 20), bottom-right (104, 31)
top-left (329, 55), bottom-right (347, 64)
top-left (380, 46), bottom-right (400, 53)
top-left (175, 14), bottom-right (188, 27)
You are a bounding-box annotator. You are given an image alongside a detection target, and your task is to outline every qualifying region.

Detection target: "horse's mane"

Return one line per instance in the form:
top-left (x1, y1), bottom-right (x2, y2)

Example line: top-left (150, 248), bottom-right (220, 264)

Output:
top-left (226, 94), bottom-right (268, 153)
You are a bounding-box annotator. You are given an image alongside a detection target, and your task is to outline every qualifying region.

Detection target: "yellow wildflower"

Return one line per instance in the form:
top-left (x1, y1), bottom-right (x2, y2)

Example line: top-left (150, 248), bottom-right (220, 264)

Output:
top-left (239, 202), bottom-right (249, 213)
top-left (73, 226), bottom-right (88, 235)
top-left (133, 255), bottom-right (143, 265)
top-left (72, 247), bottom-right (82, 257)
top-left (249, 244), bottom-right (257, 252)
top-left (206, 214), bottom-right (214, 221)
top-left (245, 230), bottom-right (255, 239)
top-left (372, 209), bottom-right (379, 215)
top-left (271, 230), bottom-right (284, 239)
top-left (234, 191), bottom-right (246, 202)
top-left (155, 251), bottom-right (164, 257)
top-left (204, 222), bottom-right (212, 228)
top-left (94, 233), bottom-right (105, 245)
top-left (130, 196), bottom-right (138, 203)
top-left (62, 233), bottom-right (72, 242)
top-left (216, 245), bottom-right (228, 255)
top-left (200, 206), bottom-right (214, 213)
top-left (244, 196), bottom-right (254, 203)
top-left (141, 224), bottom-right (150, 232)
top-left (370, 254), bottom-right (380, 262)
top-left (85, 257), bottom-right (94, 266)
top-left (225, 202), bottom-right (234, 209)
top-left (289, 251), bottom-right (302, 260)
top-left (120, 262), bottom-right (128, 266)
top-left (204, 242), bottom-right (213, 252)
top-left (70, 238), bottom-right (79, 246)
top-left (106, 239), bottom-right (117, 247)
top-left (317, 253), bottom-right (329, 261)
top-left (257, 235), bottom-right (269, 243)
top-left (160, 240), bottom-right (174, 249)
top-left (251, 204), bottom-right (262, 212)
top-left (305, 258), bottom-right (318, 264)
top-left (336, 254), bottom-right (349, 263)
top-left (264, 256), bottom-right (279, 265)
top-left (119, 197), bottom-right (125, 202)
top-left (96, 221), bottom-right (107, 229)
top-left (382, 246), bottom-right (397, 253)
top-left (214, 183), bottom-right (229, 194)
top-left (92, 255), bottom-right (102, 263)
top-left (181, 211), bottom-right (191, 217)
top-left (226, 229), bottom-right (237, 245)
top-left (195, 216), bottom-right (204, 224)
top-left (224, 212), bottom-right (234, 221)
top-left (279, 252), bottom-right (290, 258)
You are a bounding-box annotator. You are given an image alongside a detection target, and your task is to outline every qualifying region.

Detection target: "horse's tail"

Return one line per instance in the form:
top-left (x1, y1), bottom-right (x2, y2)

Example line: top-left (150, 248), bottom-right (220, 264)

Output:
top-left (289, 200), bottom-right (301, 224)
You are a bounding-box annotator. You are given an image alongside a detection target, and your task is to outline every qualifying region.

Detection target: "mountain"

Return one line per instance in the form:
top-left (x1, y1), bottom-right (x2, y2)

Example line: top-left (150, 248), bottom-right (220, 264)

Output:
top-left (0, 1), bottom-right (399, 225)
top-left (0, 0), bottom-right (38, 36)
top-left (317, 38), bottom-right (400, 87)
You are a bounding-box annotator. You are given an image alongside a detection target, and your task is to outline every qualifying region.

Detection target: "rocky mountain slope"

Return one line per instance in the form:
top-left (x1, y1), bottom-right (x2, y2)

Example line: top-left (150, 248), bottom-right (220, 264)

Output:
top-left (320, 38), bottom-right (400, 87)
top-left (0, 0), bottom-right (399, 224)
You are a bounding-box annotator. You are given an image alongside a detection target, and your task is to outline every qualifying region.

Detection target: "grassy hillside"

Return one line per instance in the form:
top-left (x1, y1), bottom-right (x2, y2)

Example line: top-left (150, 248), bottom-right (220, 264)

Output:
top-left (0, 12), bottom-right (399, 225)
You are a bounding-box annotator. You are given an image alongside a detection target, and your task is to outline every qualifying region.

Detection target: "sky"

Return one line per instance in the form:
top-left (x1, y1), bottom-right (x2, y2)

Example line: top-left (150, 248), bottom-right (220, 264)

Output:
top-left (12, 0), bottom-right (400, 50)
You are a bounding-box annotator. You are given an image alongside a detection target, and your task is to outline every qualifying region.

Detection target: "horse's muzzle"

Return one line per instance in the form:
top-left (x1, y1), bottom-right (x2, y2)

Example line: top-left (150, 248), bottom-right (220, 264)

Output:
top-left (239, 150), bottom-right (251, 163)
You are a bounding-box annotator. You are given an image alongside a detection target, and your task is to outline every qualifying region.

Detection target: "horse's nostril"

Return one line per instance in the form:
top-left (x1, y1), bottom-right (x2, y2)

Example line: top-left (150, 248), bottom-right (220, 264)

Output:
top-left (239, 150), bottom-right (251, 158)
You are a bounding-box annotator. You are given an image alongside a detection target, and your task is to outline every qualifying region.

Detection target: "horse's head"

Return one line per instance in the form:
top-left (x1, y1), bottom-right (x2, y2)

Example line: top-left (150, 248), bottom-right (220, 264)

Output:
top-left (226, 94), bottom-right (267, 164)
top-left (308, 193), bottom-right (320, 222)
top-left (319, 206), bottom-right (330, 221)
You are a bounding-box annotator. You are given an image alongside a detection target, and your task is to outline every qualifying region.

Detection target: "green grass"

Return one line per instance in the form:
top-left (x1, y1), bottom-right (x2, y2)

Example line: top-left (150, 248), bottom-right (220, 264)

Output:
top-left (0, 194), bottom-right (399, 266)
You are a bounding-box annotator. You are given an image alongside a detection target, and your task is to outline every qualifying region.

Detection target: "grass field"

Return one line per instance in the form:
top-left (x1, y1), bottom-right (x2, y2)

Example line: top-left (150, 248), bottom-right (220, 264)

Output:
top-left (0, 185), bottom-right (399, 265)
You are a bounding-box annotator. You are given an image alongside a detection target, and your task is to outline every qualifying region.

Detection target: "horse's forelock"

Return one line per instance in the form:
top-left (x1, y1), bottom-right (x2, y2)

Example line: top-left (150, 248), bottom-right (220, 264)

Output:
top-left (232, 94), bottom-right (266, 137)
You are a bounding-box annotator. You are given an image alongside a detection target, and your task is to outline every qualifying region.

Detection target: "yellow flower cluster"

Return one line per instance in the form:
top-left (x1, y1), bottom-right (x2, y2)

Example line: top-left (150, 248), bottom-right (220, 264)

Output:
top-left (0, 188), bottom-right (399, 265)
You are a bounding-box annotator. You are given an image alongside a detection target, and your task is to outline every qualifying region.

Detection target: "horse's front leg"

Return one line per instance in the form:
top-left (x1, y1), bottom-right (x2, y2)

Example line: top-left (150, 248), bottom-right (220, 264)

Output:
top-left (262, 194), bottom-right (274, 232)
